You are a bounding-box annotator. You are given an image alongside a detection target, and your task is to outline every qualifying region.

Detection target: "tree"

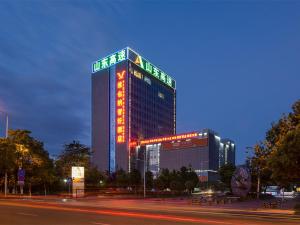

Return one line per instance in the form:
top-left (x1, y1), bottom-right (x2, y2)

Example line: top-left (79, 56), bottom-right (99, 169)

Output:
top-left (154, 167), bottom-right (199, 193)
top-left (180, 166), bottom-right (199, 191)
top-left (170, 180), bottom-right (183, 192)
top-left (145, 170), bottom-right (153, 189)
top-left (115, 169), bottom-right (129, 188)
top-left (153, 178), bottom-right (164, 190)
top-left (129, 169), bottom-right (141, 190)
top-left (0, 138), bottom-right (16, 193)
top-left (156, 168), bottom-right (171, 190)
top-left (85, 166), bottom-right (106, 188)
top-left (169, 170), bottom-right (184, 192)
top-left (185, 180), bottom-right (195, 193)
top-left (55, 140), bottom-right (105, 189)
top-left (268, 125), bottom-right (300, 187)
top-left (55, 141), bottom-right (90, 179)
top-left (264, 100), bottom-right (300, 187)
top-left (251, 99), bottom-right (300, 190)
top-left (218, 163), bottom-right (236, 190)
top-left (251, 144), bottom-right (272, 197)
top-left (7, 129), bottom-right (55, 195)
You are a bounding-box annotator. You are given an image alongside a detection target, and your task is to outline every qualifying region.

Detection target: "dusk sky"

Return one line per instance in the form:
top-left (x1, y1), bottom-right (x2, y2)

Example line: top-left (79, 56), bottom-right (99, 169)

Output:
top-left (0, 1), bottom-right (299, 164)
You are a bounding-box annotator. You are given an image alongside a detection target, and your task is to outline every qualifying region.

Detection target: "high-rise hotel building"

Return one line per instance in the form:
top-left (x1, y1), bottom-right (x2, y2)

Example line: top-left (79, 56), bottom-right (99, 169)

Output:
top-left (92, 47), bottom-right (176, 173)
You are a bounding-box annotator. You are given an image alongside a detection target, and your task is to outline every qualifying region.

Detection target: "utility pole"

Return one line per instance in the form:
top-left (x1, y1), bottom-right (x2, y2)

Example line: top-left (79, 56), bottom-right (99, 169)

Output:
top-left (257, 171), bottom-right (260, 199)
top-left (144, 148), bottom-right (146, 198)
top-left (5, 114), bottom-right (8, 197)
top-left (1, 112), bottom-right (9, 197)
top-left (246, 146), bottom-right (260, 199)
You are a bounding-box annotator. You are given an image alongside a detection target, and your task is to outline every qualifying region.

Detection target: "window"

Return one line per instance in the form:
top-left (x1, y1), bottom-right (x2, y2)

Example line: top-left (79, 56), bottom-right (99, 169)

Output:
top-left (158, 92), bottom-right (164, 99)
top-left (144, 76), bottom-right (151, 85)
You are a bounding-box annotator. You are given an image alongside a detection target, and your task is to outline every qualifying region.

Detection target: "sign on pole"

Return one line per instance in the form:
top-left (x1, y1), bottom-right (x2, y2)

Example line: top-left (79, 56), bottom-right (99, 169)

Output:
top-left (17, 168), bottom-right (25, 194)
top-left (71, 167), bottom-right (84, 197)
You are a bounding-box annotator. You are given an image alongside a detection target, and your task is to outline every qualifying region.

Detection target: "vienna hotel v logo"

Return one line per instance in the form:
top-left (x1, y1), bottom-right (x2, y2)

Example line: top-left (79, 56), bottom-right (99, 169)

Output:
top-left (117, 70), bottom-right (125, 80)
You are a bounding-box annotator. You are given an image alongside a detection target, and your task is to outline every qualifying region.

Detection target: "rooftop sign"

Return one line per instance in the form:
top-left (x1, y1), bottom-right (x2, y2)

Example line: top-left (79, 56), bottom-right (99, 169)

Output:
top-left (92, 47), bottom-right (176, 89)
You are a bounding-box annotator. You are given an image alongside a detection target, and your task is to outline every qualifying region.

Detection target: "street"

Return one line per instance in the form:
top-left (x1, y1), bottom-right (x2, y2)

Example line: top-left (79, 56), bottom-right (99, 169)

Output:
top-left (0, 198), bottom-right (299, 225)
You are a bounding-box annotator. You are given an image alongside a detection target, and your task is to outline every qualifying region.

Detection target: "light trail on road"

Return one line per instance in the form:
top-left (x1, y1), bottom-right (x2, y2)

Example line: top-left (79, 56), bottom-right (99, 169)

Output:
top-left (0, 200), bottom-right (299, 225)
top-left (16, 212), bottom-right (38, 217)
top-left (66, 199), bottom-right (299, 222)
top-left (0, 201), bottom-right (237, 225)
top-left (91, 222), bottom-right (110, 225)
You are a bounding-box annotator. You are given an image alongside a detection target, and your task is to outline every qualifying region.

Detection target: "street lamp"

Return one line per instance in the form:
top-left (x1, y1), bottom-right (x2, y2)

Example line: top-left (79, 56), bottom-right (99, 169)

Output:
top-left (246, 146), bottom-right (260, 199)
top-left (245, 146), bottom-right (252, 167)
top-left (144, 147), bottom-right (147, 198)
top-left (64, 178), bottom-right (71, 196)
top-left (135, 147), bottom-right (147, 198)
top-left (0, 111), bottom-right (9, 197)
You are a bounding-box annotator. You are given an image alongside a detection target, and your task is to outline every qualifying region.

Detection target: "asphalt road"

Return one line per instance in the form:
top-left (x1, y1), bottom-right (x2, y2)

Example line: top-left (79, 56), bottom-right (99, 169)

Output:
top-left (0, 198), bottom-right (299, 225)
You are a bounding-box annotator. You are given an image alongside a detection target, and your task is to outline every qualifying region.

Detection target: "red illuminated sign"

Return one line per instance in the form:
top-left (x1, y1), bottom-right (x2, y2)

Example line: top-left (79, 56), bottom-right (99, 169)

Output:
top-left (116, 70), bottom-right (126, 143)
top-left (140, 132), bottom-right (199, 145)
top-left (129, 141), bottom-right (137, 147)
top-left (162, 138), bottom-right (208, 150)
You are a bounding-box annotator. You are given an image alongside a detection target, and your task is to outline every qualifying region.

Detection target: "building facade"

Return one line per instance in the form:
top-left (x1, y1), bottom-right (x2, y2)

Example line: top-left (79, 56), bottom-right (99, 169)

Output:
top-left (219, 138), bottom-right (236, 167)
top-left (131, 129), bottom-right (235, 182)
top-left (92, 47), bottom-right (176, 173)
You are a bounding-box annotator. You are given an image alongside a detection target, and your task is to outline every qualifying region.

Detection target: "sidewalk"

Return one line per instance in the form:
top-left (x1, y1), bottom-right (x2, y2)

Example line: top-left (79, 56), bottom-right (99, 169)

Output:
top-left (71, 196), bottom-right (298, 216)
top-left (143, 197), bottom-right (298, 214)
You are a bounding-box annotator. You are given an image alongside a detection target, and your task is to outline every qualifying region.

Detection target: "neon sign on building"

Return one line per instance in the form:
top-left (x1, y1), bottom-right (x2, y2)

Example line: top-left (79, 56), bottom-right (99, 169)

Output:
top-left (139, 132), bottom-right (199, 145)
top-left (116, 70), bottom-right (126, 143)
top-left (93, 49), bottom-right (127, 73)
top-left (128, 49), bottom-right (174, 88)
top-left (92, 47), bottom-right (176, 89)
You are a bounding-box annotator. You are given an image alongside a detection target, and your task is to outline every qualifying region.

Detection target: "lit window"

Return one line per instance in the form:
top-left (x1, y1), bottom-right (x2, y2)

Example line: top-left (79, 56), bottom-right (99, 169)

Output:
top-left (158, 92), bottom-right (164, 99)
top-left (133, 70), bottom-right (142, 79)
top-left (144, 76), bottom-right (151, 85)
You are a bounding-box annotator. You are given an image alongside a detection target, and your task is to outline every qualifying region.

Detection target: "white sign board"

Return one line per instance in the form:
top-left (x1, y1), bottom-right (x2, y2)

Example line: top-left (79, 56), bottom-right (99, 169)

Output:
top-left (71, 166), bottom-right (84, 197)
top-left (72, 166), bottom-right (84, 179)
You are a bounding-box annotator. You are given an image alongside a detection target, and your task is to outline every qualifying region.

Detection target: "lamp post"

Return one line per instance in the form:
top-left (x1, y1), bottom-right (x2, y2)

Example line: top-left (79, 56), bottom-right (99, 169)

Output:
top-left (135, 147), bottom-right (147, 198)
top-left (245, 146), bottom-right (252, 167)
top-left (246, 146), bottom-right (260, 199)
top-left (0, 111), bottom-right (9, 197)
top-left (144, 147), bottom-right (147, 198)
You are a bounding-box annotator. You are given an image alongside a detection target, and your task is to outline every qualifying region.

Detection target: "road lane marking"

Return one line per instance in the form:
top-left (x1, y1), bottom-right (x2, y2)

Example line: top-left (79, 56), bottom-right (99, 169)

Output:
top-left (91, 222), bottom-right (110, 225)
top-left (17, 212), bottom-right (38, 217)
